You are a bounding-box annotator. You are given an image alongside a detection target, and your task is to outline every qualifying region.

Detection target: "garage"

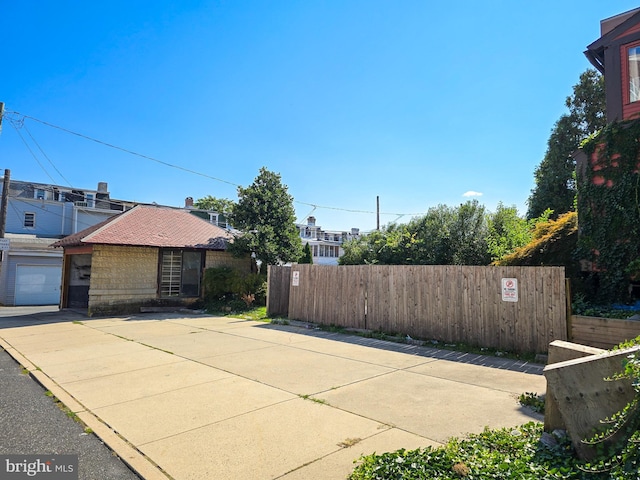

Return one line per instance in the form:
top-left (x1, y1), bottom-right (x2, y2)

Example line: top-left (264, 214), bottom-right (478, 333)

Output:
top-left (15, 265), bottom-right (62, 306)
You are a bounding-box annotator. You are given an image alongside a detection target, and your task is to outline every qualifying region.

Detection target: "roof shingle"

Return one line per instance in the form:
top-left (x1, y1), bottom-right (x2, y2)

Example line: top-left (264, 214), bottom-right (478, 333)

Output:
top-left (52, 205), bottom-right (234, 250)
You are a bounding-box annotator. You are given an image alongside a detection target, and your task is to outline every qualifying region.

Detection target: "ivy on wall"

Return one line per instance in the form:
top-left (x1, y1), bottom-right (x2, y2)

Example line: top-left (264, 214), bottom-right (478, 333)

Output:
top-left (577, 119), bottom-right (640, 302)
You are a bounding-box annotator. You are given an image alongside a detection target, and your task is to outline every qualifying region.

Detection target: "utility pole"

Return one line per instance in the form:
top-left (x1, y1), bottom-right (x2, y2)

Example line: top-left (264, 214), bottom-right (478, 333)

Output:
top-left (376, 196), bottom-right (380, 231)
top-left (0, 104), bottom-right (7, 267)
top-left (0, 169), bottom-right (9, 238)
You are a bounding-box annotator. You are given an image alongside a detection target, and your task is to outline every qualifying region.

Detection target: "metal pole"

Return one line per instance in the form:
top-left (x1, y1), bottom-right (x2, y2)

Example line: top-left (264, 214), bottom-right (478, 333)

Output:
top-left (376, 196), bottom-right (380, 231)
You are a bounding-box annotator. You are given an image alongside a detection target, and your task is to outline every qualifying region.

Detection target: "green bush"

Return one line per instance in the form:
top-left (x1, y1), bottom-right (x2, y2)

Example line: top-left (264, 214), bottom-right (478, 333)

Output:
top-left (203, 267), bottom-right (267, 307)
top-left (349, 422), bottom-right (580, 480)
top-left (240, 273), bottom-right (267, 306)
top-left (203, 267), bottom-right (242, 301)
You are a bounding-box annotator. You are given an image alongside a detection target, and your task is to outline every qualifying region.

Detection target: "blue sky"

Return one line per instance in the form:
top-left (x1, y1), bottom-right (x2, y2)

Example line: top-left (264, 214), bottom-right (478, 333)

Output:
top-left (1, 2), bottom-right (637, 232)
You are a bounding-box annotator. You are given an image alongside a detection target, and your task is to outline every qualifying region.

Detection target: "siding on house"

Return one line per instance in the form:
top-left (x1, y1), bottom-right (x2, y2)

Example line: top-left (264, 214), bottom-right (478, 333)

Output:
top-left (6, 199), bottom-right (69, 237)
top-left (88, 245), bottom-right (158, 314)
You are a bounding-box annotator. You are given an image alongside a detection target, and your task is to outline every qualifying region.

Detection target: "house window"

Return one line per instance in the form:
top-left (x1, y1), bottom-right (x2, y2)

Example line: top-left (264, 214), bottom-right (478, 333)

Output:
top-left (160, 250), bottom-right (203, 297)
top-left (34, 188), bottom-right (46, 200)
top-left (313, 245), bottom-right (318, 257)
top-left (24, 212), bottom-right (35, 228)
top-left (86, 194), bottom-right (95, 208)
top-left (629, 45), bottom-right (640, 102)
top-left (208, 213), bottom-right (228, 229)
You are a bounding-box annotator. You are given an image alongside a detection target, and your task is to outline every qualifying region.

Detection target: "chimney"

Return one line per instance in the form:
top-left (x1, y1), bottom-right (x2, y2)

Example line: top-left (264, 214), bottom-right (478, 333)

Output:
top-left (185, 197), bottom-right (194, 209)
top-left (95, 181), bottom-right (110, 209)
top-left (307, 216), bottom-right (316, 226)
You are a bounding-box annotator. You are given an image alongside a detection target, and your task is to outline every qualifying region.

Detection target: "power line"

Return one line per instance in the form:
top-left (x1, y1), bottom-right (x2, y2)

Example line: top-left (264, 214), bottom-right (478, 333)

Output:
top-left (6, 110), bottom-right (239, 187)
top-left (5, 109), bottom-right (430, 218)
top-left (22, 122), bottom-right (74, 187)
top-left (8, 118), bottom-right (58, 185)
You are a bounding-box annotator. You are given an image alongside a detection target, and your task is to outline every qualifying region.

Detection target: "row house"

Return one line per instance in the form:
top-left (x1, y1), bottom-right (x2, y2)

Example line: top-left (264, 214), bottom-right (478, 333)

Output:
top-left (296, 216), bottom-right (360, 265)
top-left (0, 178), bottom-right (125, 306)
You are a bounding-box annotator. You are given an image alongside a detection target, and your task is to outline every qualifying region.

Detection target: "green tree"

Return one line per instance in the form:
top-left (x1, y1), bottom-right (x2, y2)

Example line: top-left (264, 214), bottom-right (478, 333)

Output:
top-left (406, 204), bottom-right (455, 264)
top-left (449, 200), bottom-right (490, 265)
top-left (527, 69), bottom-right (605, 219)
top-left (340, 201), bottom-right (491, 266)
top-left (486, 203), bottom-right (533, 262)
top-left (193, 195), bottom-right (236, 214)
top-left (300, 243), bottom-right (313, 264)
top-left (339, 233), bottom-right (381, 265)
top-left (229, 167), bottom-right (302, 267)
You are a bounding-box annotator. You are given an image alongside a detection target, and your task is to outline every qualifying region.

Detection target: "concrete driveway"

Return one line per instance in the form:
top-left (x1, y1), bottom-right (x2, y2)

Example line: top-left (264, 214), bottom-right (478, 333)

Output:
top-left (0, 307), bottom-right (545, 479)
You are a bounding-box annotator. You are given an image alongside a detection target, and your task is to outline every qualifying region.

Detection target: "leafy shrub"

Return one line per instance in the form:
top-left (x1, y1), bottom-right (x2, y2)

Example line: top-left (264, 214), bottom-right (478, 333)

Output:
top-left (578, 336), bottom-right (640, 478)
top-left (571, 294), bottom-right (640, 319)
top-left (240, 273), bottom-right (267, 306)
top-left (494, 212), bottom-right (579, 278)
top-left (203, 267), bottom-right (267, 307)
top-left (519, 392), bottom-right (545, 414)
top-left (203, 267), bottom-right (242, 301)
top-left (349, 422), bottom-right (580, 480)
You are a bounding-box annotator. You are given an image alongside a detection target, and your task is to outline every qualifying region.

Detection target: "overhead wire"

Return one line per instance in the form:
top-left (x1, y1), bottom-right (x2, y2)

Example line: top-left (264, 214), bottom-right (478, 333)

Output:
top-left (6, 110), bottom-right (239, 187)
top-left (4, 109), bottom-right (430, 219)
top-left (22, 122), bottom-right (74, 187)
top-left (8, 117), bottom-right (58, 185)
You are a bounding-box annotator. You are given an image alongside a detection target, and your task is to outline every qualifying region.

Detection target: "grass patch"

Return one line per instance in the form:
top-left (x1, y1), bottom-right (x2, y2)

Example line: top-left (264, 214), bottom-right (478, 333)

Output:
top-left (299, 394), bottom-right (327, 405)
top-left (338, 438), bottom-right (362, 448)
top-left (206, 299), bottom-right (269, 321)
top-left (270, 318), bottom-right (290, 326)
top-left (72, 320), bottom-right (84, 325)
top-left (44, 391), bottom-right (83, 424)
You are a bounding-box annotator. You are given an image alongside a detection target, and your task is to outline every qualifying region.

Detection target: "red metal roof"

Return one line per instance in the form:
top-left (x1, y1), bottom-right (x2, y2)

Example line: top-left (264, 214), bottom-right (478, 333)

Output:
top-left (52, 205), bottom-right (233, 249)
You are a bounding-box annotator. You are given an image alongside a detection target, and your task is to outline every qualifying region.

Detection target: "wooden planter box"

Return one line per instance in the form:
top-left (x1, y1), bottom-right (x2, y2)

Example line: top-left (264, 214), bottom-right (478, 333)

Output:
top-left (570, 315), bottom-right (640, 349)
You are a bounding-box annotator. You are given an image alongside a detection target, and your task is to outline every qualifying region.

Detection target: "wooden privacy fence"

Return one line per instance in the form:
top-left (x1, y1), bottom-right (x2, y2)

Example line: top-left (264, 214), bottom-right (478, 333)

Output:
top-left (268, 264), bottom-right (567, 354)
top-left (266, 266), bottom-right (291, 317)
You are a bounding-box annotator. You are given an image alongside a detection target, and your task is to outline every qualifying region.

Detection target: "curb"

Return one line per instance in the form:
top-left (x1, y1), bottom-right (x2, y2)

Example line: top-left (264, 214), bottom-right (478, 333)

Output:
top-left (0, 338), bottom-right (169, 480)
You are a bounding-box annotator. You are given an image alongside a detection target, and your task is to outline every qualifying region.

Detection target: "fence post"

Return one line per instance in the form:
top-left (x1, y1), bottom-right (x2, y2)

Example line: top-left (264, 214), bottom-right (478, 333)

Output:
top-left (565, 278), bottom-right (573, 342)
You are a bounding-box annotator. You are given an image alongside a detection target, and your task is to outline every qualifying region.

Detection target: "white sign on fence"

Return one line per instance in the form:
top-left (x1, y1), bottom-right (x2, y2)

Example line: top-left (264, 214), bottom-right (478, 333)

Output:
top-left (501, 278), bottom-right (518, 302)
top-left (0, 238), bottom-right (10, 251)
top-left (292, 271), bottom-right (300, 287)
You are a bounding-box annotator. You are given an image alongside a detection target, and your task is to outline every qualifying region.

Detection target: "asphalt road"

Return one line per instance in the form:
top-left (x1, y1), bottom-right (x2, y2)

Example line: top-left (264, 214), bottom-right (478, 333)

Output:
top-left (0, 345), bottom-right (141, 480)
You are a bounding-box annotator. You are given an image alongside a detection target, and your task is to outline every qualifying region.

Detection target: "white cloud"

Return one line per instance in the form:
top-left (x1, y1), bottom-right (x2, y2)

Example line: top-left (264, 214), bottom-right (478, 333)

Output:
top-left (462, 191), bottom-right (483, 197)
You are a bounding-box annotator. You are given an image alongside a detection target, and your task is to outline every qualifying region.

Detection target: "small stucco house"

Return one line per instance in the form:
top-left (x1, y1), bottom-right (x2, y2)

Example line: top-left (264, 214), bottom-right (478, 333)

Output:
top-left (52, 204), bottom-right (251, 315)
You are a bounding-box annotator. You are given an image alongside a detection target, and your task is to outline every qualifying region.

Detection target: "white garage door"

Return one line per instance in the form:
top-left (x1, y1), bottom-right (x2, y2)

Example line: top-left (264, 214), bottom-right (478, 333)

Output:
top-left (15, 265), bottom-right (62, 306)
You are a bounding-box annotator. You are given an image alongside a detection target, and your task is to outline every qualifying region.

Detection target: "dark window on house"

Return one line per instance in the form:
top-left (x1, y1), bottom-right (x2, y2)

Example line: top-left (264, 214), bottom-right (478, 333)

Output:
top-left (629, 45), bottom-right (640, 102)
top-left (24, 212), bottom-right (35, 228)
top-left (160, 250), bottom-right (203, 297)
